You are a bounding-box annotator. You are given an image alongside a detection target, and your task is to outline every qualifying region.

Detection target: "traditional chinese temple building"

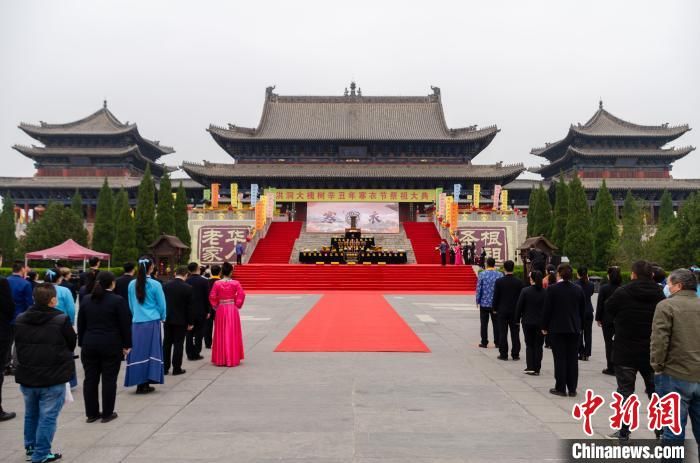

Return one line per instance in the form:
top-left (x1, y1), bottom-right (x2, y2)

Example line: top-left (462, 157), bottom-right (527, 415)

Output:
top-left (528, 102), bottom-right (698, 216)
top-left (182, 83), bottom-right (525, 218)
top-left (0, 102), bottom-right (202, 219)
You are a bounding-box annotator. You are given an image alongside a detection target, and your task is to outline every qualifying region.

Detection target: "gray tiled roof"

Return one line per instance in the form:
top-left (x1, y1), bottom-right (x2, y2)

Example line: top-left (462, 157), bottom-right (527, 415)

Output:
top-left (0, 176), bottom-right (144, 189)
top-left (208, 87), bottom-right (499, 142)
top-left (19, 106), bottom-right (175, 155)
top-left (579, 178), bottom-right (700, 191)
top-left (531, 104), bottom-right (691, 159)
top-left (531, 146), bottom-right (695, 174)
top-left (181, 161), bottom-right (525, 179)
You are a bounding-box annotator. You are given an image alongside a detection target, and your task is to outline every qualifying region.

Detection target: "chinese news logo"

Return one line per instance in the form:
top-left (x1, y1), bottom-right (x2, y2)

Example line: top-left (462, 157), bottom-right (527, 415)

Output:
top-left (571, 389), bottom-right (681, 436)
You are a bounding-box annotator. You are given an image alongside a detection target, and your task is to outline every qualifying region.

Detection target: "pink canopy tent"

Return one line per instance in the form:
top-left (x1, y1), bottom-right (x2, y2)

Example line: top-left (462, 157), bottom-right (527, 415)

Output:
top-left (25, 239), bottom-right (110, 271)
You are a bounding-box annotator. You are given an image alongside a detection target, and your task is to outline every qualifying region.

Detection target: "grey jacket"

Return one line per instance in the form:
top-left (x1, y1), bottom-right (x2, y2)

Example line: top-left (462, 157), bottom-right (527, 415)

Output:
top-left (650, 290), bottom-right (700, 382)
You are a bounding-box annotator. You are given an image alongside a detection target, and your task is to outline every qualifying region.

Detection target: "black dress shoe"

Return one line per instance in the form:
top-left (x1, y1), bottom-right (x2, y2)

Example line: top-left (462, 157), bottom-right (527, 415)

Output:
top-left (602, 368), bottom-right (615, 376)
top-left (524, 367), bottom-right (533, 371)
top-left (172, 369), bottom-right (186, 376)
top-left (549, 388), bottom-right (567, 397)
top-left (478, 343), bottom-right (488, 348)
top-left (525, 371), bottom-right (540, 376)
top-left (497, 355), bottom-right (508, 361)
top-left (101, 412), bottom-right (118, 423)
top-left (512, 356), bottom-right (520, 361)
top-left (0, 410), bottom-right (16, 421)
top-left (568, 391), bottom-right (577, 397)
top-left (85, 415), bottom-right (100, 423)
top-left (135, 385), bottom-right (155, 394)
top-left (191, 355), bottom-right (205, 360)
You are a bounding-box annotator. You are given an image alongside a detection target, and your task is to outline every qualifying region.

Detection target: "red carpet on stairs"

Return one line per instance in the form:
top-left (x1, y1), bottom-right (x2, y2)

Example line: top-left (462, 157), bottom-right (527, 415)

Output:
top-left (403, 222), bottom-right (443, 264)
top-left (248, 222), bottom-right (303, 264)
top-left (275, 292), bottom-right (430, 352)
top-left (234, 264), bottom-right (477, 291)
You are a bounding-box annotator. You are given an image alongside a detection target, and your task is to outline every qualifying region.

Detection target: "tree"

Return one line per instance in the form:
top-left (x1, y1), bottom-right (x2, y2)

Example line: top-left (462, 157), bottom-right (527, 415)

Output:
top-left (71, 190), bottom-right (83, 220)
top-left (112, 188), bottom-right (138, 265)
top-left (135, 164), bottom-right (157, 255)
top-left (657, 190), bottom-right (674, 228)
top-left (156, 172), bottom-right (175, 236)
top-left (676, 193), bottom-right (700, 265)
top-left (617, 190), bottom-right (644, 267)
top-left (550, 177), bottom-right (569, 254)
top-left (591, 180), bottom-right (618, 269)
top-left (564, 176), bottom-right (593, 267)
top-left (527, 188), bottom-right (538, 237)
top-left (0, 194), bottom-right (18, 264)
top-left (174, 181), bottom-right (191, 262)
top-left (22, 201), bottom-right (88, 253)
top-left (533, 185), bottom-right (552, 238)
top-left (92, 179), bottom-right (115, 253)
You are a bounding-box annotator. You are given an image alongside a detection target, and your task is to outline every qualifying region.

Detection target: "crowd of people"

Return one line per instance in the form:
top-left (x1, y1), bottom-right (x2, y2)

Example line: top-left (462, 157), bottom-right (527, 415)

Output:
top-left (0, 257), bottom-right (246, 463)
top-left (477, 258), bottom-right (700, 447)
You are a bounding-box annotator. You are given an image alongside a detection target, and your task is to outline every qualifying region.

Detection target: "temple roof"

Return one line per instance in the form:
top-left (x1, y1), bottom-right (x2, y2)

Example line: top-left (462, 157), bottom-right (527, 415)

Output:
top-left (531, 146), bottom-right (695, 175)
top-left (208, 85), bottom-right (499, 142)
top-left (181, 160), bottom-right (525, 181)
top-left (11, 144), bottom-right (177, 175)
top-left (0, 176), bottom-right (202, 191)
top-left (531, 102), bottom-right (692, 160)
top-left (18, 103), bottom-right (175, 157)
top-left (579, 178), bottom-right (700, 192)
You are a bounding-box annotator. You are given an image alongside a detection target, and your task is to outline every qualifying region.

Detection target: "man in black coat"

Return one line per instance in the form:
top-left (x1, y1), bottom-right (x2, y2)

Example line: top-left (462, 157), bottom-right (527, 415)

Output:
top-left (0, 276), bottom-right (16, 421)
top-left (185, 262), bottom-right (211, 361)
top-left (204, 265), bottom-right (221, 349)
top-left (114, 262), bottom-right (135, 300)
top-left (604, 260), bottom-right (665, 440)
top-left (493, 260), bottom-right (525, 360)
top-left (162, 266), bottom-right (194, 375)
top-left (541, 264), bottom-right (586, 397)
top-left (15, 283), bottom-right (76, 463)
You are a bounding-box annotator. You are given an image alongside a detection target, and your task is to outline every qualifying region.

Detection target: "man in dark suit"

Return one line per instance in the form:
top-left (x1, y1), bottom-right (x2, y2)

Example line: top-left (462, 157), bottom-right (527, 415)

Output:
top-left (185, 262), bottom-right (210, 360)
top-left (114, 262), bottom-right (135, 300)
top-left (0, 276), bottom-right (16, 421)
top-left (541, 263), bottom-right (586, 397)
top-left (162, 266), bottom-right (194, 375)
top-left (493, 260), bottom-right (525, 360)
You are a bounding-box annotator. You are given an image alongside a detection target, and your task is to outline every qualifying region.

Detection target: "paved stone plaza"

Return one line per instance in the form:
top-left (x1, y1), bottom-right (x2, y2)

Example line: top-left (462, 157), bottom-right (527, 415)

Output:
top-left (0, 293), bottom-right (695, 462)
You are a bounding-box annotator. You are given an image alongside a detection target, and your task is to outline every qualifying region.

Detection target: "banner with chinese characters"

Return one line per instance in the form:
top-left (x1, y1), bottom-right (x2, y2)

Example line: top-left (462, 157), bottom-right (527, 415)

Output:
top-left (273, 189), bottom-right (435, 203)
top-left (493, 184), bottom-right (502, 210)
top-left (265, 189), bottom-right (276, 218)
top-left (255, 196), bottom-right (266, 230)
top-left (306, 202), bottom-right (399, 233)
top-left (203, 189), bottom-right (211, 201)
top-left (500, 189), bottom-right (509, 211)
top-left (453, 184), bottom-right (461, 201)
top-left (198, 226), bottom-right (250, 265)
top-left (211, 183), bottom-right (220, 209)
top-left (250, 184), bottom-right (259, 206)
top-left (230, 183), bottom-right (238, 207)
top-left (473, 184), bottom-right (481, 208)
top-left (438, 193), bottom-right (447, 218)
top-left (444, 195), bottom-right (453, 226)
top-left (450, 202), bottom-right (459, 232)
top-left (456, 227), bottom-right (508, 263)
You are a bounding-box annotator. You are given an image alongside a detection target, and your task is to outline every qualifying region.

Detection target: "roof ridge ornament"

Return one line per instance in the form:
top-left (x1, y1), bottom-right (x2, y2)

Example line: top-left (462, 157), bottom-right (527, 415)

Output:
top-left (103, 99), bottom-right (108, 109)
top-left (599, 99), bottom-right (603, 110)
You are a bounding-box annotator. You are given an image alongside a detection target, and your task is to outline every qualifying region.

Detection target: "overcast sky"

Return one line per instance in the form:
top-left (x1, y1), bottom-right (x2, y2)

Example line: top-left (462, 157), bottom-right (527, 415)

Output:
top-left (1, 0), bottom-right (698, 180)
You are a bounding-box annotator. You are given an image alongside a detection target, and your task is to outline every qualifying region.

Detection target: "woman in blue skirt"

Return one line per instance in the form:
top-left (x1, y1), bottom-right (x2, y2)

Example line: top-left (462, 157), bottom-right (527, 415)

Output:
top-left (124, 257), bottom-right (167, 394)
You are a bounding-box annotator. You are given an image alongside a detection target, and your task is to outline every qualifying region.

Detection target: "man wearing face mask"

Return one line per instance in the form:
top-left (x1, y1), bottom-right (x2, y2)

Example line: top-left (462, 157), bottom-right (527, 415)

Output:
top-left (651, 268), bottom-right (700, 457)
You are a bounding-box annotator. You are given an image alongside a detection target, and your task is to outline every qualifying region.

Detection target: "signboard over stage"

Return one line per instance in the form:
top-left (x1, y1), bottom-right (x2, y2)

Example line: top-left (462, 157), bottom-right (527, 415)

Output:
top-left (456, 226), bottom-right (508, 263)
top-left (198, 225), bottom-right (250, 264)
top-left (274, 189), bottom-right (435, 203)
top-left (306, 202), bottom-right (399, 233)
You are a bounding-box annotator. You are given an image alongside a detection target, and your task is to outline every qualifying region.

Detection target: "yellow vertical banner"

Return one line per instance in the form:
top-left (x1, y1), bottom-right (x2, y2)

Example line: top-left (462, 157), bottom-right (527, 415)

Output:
top-left (450, 202), bottom-right (458, 232)
top-left (211, 183), bottom-right (220, 209)
top-left (230, 183), bottom-right (238, 208)
top-left (438, 193), bottom-right (447, 218)
top-left (255, 198), bottom-right (265, 230)
top-left (500, 189), bottom-right (509, 211)
top-left (473, 184), bottom-right (481, 209)
top-left (444, 195), bottom-right (453, 227)
top-left (265, 189), bottom-right (276, 218)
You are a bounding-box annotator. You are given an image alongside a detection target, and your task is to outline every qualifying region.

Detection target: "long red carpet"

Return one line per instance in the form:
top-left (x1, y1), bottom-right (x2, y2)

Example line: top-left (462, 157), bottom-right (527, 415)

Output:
top-left (403, 222), bottom-right (443, 264)
top-left (248, 221), bottom-right (303, 263)
top-left (275, 292), bottom-right (430, 352)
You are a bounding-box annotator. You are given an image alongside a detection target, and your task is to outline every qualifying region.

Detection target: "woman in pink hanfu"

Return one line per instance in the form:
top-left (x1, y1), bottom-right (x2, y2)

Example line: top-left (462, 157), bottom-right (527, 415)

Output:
top-left (209, 262), bottom-right (246, 367)
top-left (454, 242), bottom-right (464, 265)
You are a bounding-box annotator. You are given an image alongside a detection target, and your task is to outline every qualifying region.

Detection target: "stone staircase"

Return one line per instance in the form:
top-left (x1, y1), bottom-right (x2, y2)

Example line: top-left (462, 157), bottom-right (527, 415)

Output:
top-left (290, 223), bottom-right (416, 264)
